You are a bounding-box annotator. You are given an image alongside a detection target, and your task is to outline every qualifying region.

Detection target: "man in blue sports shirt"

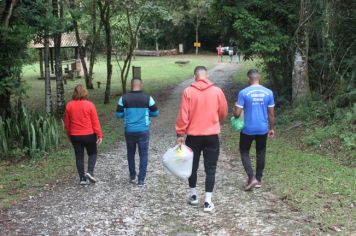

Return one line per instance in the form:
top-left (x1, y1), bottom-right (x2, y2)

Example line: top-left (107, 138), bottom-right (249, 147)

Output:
top-left (116, 78), bottom-right (159, 187)
top-left (234, 69), bottom-right (275, 191)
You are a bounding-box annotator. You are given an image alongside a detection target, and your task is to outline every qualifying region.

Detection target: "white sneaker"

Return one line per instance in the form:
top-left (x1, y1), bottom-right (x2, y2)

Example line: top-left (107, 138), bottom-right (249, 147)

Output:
top-left (188, 195), bottom-right (199, 205)
top-left (204, 202), bottom-right (215, 212)
top-left (79, 180), bottom-right (88, 186)
top-left (85, 173), bottom-right (97, 183)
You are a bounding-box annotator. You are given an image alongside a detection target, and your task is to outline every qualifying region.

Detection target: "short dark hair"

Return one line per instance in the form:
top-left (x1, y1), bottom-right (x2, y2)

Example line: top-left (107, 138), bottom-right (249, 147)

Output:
top-left (247, 69), bottom-right (260, 79)
top-left (194, 66), bottom-right (207, 75)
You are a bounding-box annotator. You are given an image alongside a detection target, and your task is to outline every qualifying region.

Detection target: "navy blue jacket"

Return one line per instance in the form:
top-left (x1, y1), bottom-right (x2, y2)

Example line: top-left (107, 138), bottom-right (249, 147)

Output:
top-left (116, 91), bottom-right (159, 132)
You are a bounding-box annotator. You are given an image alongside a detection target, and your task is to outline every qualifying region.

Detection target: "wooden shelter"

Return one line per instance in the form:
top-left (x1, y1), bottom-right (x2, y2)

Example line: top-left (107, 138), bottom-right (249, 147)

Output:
top-left (29, 32), bottom-right (87, 79)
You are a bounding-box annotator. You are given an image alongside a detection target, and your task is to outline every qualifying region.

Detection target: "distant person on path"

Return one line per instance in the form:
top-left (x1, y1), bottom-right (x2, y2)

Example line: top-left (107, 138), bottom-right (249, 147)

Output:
top-left (176, 66), bottom-right (228, 212)
top-left (236, 48), bottom-right (241, 62)
top-left (228, 47), bottom-right (234, 63)
top-left (216, 45), bottom-right (223, 62)
top-left (116, 78), bottom-right (159, 187)
top-left (65, 85), bottom-right (103, 185)
top-left (234, 69), bottom-right (275, 191)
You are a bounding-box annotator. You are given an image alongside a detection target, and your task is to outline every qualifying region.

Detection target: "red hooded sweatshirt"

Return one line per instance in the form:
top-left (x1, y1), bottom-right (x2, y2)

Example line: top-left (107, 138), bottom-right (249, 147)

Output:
top-left (176, 78), bottom-right (228, 136)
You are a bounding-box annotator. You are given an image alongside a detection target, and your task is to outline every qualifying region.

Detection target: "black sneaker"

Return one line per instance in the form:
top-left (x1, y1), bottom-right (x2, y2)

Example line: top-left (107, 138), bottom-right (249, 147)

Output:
top-left (188, 195), bottom-right (199, 205)
top-left (204, 202), bottom-right (215, 212)
top-left (85, 173), bottom-right (97, 183)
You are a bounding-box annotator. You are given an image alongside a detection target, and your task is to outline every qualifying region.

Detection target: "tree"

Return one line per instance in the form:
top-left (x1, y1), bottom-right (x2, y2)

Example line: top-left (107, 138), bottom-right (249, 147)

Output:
top-left (140, 5), bottom-right (171, 51)
top-left (0, 0), bottom-right (18, 116)
top-left (188, 0), bottom-right (212, 55)
top-left (1, 0), bottom-right (17, 28)
top-left (172, 0), bottom-right (212, 55)
top-left (86, 0), bottom-right (103, 81)
top-left (0, 0), bottom-right (34, 116)
top-left (112, 0), bottom-right (153, 94)
top-left (98, 0), bottom-right (113, 104)
top-left (292, 0), bottom-right (311, 103)
top-left (44, 0), bottom-right (52, 114)
top-left (69, 0), bottom-right (93, 89)
top-left (53, 0), bottom-right (65, 115)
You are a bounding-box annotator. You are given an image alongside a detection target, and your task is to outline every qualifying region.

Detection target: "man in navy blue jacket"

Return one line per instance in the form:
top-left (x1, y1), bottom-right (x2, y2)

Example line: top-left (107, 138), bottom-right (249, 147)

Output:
top-left (116, 78), bottom-right (159, 186)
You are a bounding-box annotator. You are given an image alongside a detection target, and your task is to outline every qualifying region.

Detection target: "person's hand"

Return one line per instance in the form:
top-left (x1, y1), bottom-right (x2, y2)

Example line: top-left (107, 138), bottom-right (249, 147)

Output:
top-left (96, 138), bottom-right (103, 145)
top-left (176, 137), bottom-right (185, 145)
top-left (268, 129), bottom-right (275, 138)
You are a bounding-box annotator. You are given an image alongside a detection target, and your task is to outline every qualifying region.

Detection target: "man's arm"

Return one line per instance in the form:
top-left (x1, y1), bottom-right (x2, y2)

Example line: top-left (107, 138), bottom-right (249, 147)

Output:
top-left (234, 91), bottom-right (244, 118)
top-left (218, 89), bottom-right (228, 121)
top-left (64, 106), bottom-right (71, 138)
top-left (234, 106), bottom-right (243, 118)
top-left (175, 90), bottom-right (189, 144)
top-left (267, 92), bottom-right (275, 138)
top-left (115, 97), bottom-right (125, 119)
top-left (148, 96), bottom-right (159, 117)
top-left (268, 107), bottom-right (275, 138)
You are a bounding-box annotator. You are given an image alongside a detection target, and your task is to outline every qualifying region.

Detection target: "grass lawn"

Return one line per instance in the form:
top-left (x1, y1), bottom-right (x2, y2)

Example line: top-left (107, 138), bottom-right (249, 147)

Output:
top-left (0, 55), bottom-right (217, 208)
top-left (223, 60), bottom-right (356, 233)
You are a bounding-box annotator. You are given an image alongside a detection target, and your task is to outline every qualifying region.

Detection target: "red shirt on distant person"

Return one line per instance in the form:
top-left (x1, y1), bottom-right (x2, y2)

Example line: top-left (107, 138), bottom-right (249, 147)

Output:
top-left (217, 45), bottom-right (223, 56)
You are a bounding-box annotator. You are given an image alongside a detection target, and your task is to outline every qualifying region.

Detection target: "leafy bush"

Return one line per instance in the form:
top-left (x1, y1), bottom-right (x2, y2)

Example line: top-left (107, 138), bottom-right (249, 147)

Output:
top-left (302, 125), bottom-right (339, 147)
top-left (340, 132), bottom-right (356, 151)
top-left (0, 107), bottom-right (61, 159)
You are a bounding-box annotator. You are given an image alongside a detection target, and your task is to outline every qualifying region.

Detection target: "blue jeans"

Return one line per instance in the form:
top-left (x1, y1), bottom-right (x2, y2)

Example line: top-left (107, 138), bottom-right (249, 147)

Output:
top-left (124, 131), bottom-right (149, 182)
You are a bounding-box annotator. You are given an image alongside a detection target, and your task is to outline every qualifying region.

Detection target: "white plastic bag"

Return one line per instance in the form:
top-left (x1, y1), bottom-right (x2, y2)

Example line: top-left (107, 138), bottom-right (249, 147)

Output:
top-left (162, 144), bottom-right (194, 180)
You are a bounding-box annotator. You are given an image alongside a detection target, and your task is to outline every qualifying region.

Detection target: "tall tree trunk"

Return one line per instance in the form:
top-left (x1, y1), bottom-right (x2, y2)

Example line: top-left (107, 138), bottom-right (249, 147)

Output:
top-left (69, 0), bottom-right (92, 89)
top-left (1, 0), bottom-right (17, 28)
top-left (88, 0), bottom-right (102, 80)
top-left (155, 38), bottom-right (159, 51)
top-left (53, 0), bottom-right (65, 116)
top-left (118, 10), bottom-right (145, 95)
top-left (39, 49), bottom-right (44, 78)
top-left (292, 0), bottom-right (311, 103)
top-left (103, 17), bottom-right (112, 103)
top-left (44, 31), bottom-right (52, 114)
top-left (195, 21), bottom-right (199, 55)
top-left (98, 1), bottom-right (112, 104)
top-left (0, 0), bottom-right (18, 116)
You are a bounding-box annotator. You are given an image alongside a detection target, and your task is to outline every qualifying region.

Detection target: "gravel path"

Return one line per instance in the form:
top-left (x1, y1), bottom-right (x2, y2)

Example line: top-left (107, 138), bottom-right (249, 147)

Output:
top-left (0, 63), bottom-right (320, 235)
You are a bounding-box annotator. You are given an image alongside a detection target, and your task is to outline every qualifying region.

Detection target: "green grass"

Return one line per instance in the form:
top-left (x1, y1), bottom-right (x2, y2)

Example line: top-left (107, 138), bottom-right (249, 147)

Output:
top-left (22, 55), bottom-right (217, 107)
top-left (0, 55), bottom-right (217, 208)
top-left (224, 60), bottom-right (356, 233)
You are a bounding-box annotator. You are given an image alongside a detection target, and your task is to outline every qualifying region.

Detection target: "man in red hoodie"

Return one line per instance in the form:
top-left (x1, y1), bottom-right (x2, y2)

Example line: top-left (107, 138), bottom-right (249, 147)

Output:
top-left (176, 66), bottom-right (228, 212)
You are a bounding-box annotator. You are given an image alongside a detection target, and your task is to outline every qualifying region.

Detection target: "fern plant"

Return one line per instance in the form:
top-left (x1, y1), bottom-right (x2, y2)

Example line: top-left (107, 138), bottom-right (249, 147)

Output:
top-left (0, 106), bottom-right (62, 159)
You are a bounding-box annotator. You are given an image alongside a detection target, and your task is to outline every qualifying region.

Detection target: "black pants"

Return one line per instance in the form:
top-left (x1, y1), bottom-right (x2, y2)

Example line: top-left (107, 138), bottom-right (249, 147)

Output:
top-left (70, 134), bottom-right (97, 181)
top-left (239, 132), bottom-right (267, 181)
top-left (186, 135), bottom-right (219, 192)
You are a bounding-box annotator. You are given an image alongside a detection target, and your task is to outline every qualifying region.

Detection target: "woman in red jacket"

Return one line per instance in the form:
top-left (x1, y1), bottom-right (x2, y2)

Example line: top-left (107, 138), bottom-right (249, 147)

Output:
top-left (64, 85), bottom-right (103, 185)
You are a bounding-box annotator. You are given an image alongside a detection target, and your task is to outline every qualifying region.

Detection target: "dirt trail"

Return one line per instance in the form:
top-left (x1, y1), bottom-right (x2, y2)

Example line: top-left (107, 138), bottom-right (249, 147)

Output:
top-left (0, 63), bottom-right (319, 235)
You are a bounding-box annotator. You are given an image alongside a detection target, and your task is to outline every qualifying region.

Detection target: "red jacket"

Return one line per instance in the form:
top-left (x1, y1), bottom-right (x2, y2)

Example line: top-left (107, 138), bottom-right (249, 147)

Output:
top-left (64, 99), bottom-right (103, 138)
top-left (176, 78), bottom-right (228, 136)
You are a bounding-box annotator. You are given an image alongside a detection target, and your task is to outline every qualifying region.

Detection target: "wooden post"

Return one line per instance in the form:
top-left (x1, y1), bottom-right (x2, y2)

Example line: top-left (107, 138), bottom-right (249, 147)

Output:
top-left (132, 66), bottom-right (141, 79)
top-left (75, 47), bottom-right (79, 59)
top-left (39, 49), bottom-right (44, 79)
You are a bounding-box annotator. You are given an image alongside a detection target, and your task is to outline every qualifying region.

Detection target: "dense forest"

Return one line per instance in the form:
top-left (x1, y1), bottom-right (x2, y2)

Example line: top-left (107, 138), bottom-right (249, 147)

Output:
top-left (0, 0), bottom-right (355, 159)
